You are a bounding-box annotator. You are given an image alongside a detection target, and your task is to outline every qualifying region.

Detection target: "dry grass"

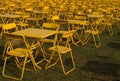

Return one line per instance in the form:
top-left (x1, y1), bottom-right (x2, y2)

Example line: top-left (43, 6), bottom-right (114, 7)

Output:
top-left (0, 24), bottom-right (120, 81)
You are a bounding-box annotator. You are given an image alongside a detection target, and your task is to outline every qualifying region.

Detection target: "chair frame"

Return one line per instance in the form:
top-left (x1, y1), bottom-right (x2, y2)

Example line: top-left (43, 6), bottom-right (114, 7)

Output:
top-left (2, 33), bottom-right (37, 80)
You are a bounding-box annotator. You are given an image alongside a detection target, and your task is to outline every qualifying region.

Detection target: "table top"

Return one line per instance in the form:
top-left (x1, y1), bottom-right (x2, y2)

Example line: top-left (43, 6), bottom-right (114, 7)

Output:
top-left (33, 11), bottom-right (42, 14)
top-left (0, 7), bottom-right (8, 10)
top-left (1, 14), bottom-right (21, 18)
top-left (12, 28), bottom-right (57, 39)
top-left (87, 14), bottom-right (104, 18)
top-left (68, 20), bottom-right (89, 25)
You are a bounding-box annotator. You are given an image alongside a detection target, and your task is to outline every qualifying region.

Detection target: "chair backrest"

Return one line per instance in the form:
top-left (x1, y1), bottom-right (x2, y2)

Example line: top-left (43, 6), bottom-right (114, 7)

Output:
top-left (42, 23), bottom-right (60, 46)
top-left (3, 32), bottom-right (24, 40)
top-left (52, 15), bottom-right (59, 20)
top-left (74, 15), bottom-right (87, 21)
top-left (42, 23), bottom-right (60, 31)
top-left (2, 23), bottom-right (17, 33)
top-left (3, 32), bottom-right (29, 49)
top-left (15, 11), bottom-right (24, 15)
top-left (25, 8), bottom-right (33, 17)
top-left (92, 11), bottom-right (102, 15)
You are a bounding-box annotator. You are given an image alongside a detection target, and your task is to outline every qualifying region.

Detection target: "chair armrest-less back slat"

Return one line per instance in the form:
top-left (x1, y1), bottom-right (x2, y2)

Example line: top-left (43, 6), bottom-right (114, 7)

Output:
top-left (3, 32), bottom-right (24, 40)
top-left (2, 23), bottom-right (16, 30)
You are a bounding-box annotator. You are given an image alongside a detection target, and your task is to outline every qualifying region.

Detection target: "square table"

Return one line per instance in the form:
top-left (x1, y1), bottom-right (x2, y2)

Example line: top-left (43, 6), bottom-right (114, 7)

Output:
top-left (12, 28), bottom-right (57, 70)
top-left (1, 14), bottom-right (21, 24)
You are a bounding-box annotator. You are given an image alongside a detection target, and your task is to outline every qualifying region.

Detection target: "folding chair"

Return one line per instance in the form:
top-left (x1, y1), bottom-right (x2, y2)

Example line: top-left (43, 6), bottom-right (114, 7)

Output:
top-left (101, 14), bottom-right (113, 36)
top-left (41, 22), bottom-right (59, 49)
top-left (2, 33), bottom-right (37, 80)
top-left (0, 16), bottom-right (4, 38)
top-left (25, 8), bottom-right (37, 27)
top-left (2, 23), bottom-right (19, 59)
top-left (59, 30), bottom-right (78, 46)
top-left (82, 21), bottom-right (101, 48)
top-left (51, 15), bottom-right (60, 23)
top-left (52, 16), bottom-right (68, 31)
top-left (34, 23), bottom-right (60, 64)
top-left (33, 11), bottom-right (43, 28)
top-left (74, 15), bottom-right (87, 21)
top-left (15, 11), bottom-right (29, 30)
top-left (1, 23), bottom-right (18, 34)
top-left (68, 20), bottom-right (89, 45)
top-left (45, 31), bottom-right (75, 74)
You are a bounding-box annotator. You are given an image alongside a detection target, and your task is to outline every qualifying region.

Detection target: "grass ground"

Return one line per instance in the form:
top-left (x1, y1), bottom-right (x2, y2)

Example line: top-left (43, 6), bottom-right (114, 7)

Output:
top-left (0, 24), bottom-right (120, 81)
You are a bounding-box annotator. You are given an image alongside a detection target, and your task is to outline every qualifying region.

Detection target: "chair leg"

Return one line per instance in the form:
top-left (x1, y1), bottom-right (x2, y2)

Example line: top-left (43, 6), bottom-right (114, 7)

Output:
top-left (72, 29), bottom-right (84, 45)
top-left (2, 43), bottom-right (13, 60)
top-left (2, 43), bottom-right (8, 60)
top-left (45, 51), bottom-right (59, 69)
top-left (15, 57), bottom-right (35, 71)
top-left (2, 56), bottom-right (28, 80)
top-left (92, 34), bottom-right (101, 48)
top-left (58, 51), bottom-right (75, 74)
top-left (82, 33), bottom-right (91, 45)
top-left (117, 22), bottom-right (120, 29)
top-left (107, 25), bottom-right (113, 36)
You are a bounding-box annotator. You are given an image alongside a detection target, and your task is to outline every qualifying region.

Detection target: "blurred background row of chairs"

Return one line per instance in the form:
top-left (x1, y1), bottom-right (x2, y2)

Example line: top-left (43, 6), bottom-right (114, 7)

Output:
top-left (0, 0), bottom-right (119, 48)
top-left (0, 0), bottom-right (120, 80)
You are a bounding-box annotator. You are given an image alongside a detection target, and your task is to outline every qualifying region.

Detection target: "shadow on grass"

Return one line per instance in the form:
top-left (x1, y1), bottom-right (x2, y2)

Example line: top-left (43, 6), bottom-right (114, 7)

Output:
top-left (117, 31), bottom-right (120, 35)
top-left (112, 79), bottom-right (120, 81)
top-left (82, 60), bottom-right (120, 77)
top-left (0, 46), bottom-right (4, 67)
top-left (0, 59), bottom-right (4, 67)
top-left (95, 55), bottom-right (111, 60)
top-left (0, 46), bottom-right (4, 54)
top-left (107, 41), bottom-right (120, 49)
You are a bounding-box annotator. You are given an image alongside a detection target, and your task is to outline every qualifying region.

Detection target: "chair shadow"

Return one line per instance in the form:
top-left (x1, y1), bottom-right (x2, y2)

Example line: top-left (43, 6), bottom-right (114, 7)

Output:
top-left (81, 60), bottom-right (120, 77)
top-left (117, 32), bottom-right (120, 35)
top-left (112, 79), bottom-right (120, 81)
top-left (0, 46), bottom-right (4, 67)
top-left (106, 41), bottom-right (120, 49)
top-left (0, 59), bottom-right (4, 67)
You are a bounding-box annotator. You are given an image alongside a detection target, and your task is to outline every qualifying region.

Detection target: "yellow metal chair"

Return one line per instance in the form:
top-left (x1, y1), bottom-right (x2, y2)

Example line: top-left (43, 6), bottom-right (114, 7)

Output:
top-left (74, 15), bottom-right (87, 21)
top-left (51, 16), bottom-right (68, 31)
top-left (101, 14), bottom-right (113, 36)
top-left (59, 30), bottom-right (78, 46)
top-left (2, 23), bottom-right (18, 59)
top-left (45, 31), bottom-right (75, 74)
top-left (82, 21), bottom-right (101, 48)
top-left (41, 22), bottom-right (60, 50)
top-left (2, 33), bottom-right (36, 80)
top-left (1, 23), bottom-right (18, 33)
top-left (42, 23), bottom-right (59, 42)
top-left (25, 8), bottom-right (37, 27)
top-left (42, 22), bottom-right (60, 33)
top-left (68, 20), bottom-right (89, 45)
top-left (52, 15), bottom-right (60, 23)
top-left (15, 11), bottom-right (29, 30)
top-left (0, 16), bottom-right (4, 38)
top-left (36, 22), bottom-right (60, 63)
top-left (50, 17), bottom-right (77, 46)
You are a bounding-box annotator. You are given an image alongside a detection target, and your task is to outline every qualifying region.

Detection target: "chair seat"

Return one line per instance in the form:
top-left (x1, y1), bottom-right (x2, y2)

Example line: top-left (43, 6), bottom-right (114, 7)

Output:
top-left (59, 30), bottom-right (68, 34)
top-left (0, 23), bottom-right (3, 27)
top-left (27, 18), bottom-right (36, 20)
top-left (85, 30), bottom-right (99, 34)
top-left (49, 46), bottom-right (71, 54)
top-left (74, 27), bottom-right (84, 30)
top-left (59, 30), bottom-right (76, 38)
top-left (102, 22), bottom-right (112, 25)
top-left (62, 33), bottom-right (73, 38)
top-left (7, 48), bottom-right (30, 57)
top-left (22, 15), bottom-right (29, 18)
top-left (112, 18), bottom-right (120, 21)
top-left (42, 39), bottom-right (55, 43)
top-left (17, 23), bottom-right (28, 26)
